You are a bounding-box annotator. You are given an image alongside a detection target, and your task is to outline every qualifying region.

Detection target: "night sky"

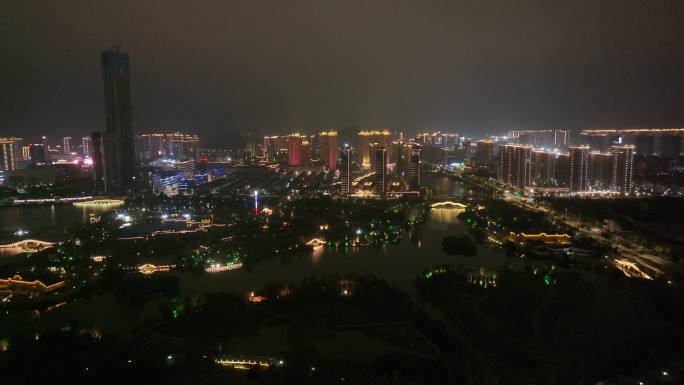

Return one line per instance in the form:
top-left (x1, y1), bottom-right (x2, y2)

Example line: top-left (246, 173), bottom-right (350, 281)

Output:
top-left (2, 0), bottom-right (684, 145)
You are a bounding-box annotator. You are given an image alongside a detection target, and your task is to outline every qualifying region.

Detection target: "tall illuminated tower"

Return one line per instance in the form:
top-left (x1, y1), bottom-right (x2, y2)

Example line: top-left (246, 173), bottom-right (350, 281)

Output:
top-left (101, 47), bottom-right (135, 190)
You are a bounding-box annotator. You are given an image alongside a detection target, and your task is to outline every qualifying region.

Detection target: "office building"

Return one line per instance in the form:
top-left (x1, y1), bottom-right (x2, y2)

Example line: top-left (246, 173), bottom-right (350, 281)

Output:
top-left (0, 138), bottom-right (17, 171)
top-left (63, 137), bottom-right (72, 154)
top-left (82, 136), bottom-right (91, 157)
top-left (99, 48), bottom-right (135, 191)
top-left (29, 144), bottom-right (47, 165)
top-left (408, 145), bottom-right (421, 190)
top-left (149, 157), bottom-right (195, 179)
top-left (340, 146), bottom-right (352, 194)
top-left (373, 146), bottom-right (387, 194)
top-left (611, 145), bottom-right (635, 195)
top-left (319, 131), bottom-right (338, 170)
top-left (498, 144), bottom-right (532, 189)
top-left (569, 145), bottom-right (590, 192)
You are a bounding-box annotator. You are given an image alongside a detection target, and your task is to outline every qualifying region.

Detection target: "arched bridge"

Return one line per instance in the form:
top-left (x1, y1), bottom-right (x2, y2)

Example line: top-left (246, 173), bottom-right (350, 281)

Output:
top-left (429, 201), bottom-right (467, 209)
top-left (0, 239), bottom-right (55, 252)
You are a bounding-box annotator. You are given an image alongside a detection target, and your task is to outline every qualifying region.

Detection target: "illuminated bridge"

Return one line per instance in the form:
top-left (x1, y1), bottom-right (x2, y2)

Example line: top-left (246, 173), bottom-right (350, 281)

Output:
top-left (0, 239), bottom-right (55, 253)
top-left (429, 201), bottom-right (467, 209)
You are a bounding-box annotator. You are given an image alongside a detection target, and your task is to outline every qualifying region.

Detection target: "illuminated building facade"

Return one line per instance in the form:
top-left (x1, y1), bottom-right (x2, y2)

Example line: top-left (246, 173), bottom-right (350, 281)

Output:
top-left (373, 145), bottom-right (387, 194)
top-left (0, 138), bottom-right (17, 171)
top-left (137, 132), bottom-right (199, 162)
top-left (149, 158), bottom-right (195, 179)
top-left (408, 145), bottom-right (421, 190)
top-left (569, 145), bottom-right (590, 192)
top-left (319, 131), bottom-right (337, 170)
top-left (0, 275), bottom-right (65, 297)
top-left (63, 136), bottom-right (72, 154)
top-left (580, 129), bottom-right (684, 158)
top-left (508, 130), bottom-right (568, 148)
top-left (287, 133), bottom-right (303, 166)
top-left (82, 136), bottom-right (91, 157)
top-left (499, 144), bottom-right (532, 189)
top-left (611, 144), bottom-right (635, 195)
top-left (358, 130), bottom-right (390, 168)
top-left (340, 146), bottom-right (351, 194)
top-left (262, 136), bottom-right (279, 162)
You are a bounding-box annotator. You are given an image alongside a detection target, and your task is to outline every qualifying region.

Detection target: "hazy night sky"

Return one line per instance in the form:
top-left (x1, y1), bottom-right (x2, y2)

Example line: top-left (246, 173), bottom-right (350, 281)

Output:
top-left (2, 0), bottom-right (684, 145)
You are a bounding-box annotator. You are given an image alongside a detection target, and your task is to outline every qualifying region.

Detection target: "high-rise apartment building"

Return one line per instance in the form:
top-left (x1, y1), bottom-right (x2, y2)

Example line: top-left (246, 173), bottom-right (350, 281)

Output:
top-left (611, 145), bottom-right (635, 195)
top-left (589, 152), bottom-right (613, 190)
top-left (0, 138), bottom-right (17, 171)
top-left (63, 137), bottom-right (72, 154)
top-left (498, 144), bottom-right (532, 189)
top-left (319, 131), bottom-right (337, 170)
top-left (358, 130), bottom-right (390, 168)
top-left (82, 136), bottom-right (91, 157)
top-left (474, 140), bottom-right (495, 165)
top-left (568, 145), bottom-right (590, 192)
top-left (263, 136), bottom-right (279, 162)
top-left (287, 133), bottom-right (303, 166)
top-left (531, 150), bottom-right (557, 186)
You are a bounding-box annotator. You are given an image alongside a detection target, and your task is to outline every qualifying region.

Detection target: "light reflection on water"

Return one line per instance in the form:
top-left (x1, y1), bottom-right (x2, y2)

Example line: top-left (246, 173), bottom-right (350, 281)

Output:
top-left (429, 207), bottom-right (465, 225)
top-left (0, 204), bottom-right (112, 243)
top-left (1, 174), bottom-right (506, 336)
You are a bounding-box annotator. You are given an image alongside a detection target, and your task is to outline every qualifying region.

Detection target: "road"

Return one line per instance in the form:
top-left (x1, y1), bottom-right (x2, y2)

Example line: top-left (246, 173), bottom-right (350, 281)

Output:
top-left (460, 173), bottom-right (673, 279)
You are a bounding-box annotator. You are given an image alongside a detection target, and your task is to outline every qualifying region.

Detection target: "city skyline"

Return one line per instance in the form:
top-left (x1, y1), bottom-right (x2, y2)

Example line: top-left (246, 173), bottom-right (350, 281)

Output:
top-left (2, 3), bottom-right (684, 384)
top-left (3, 1), bottom-right (684, 145)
